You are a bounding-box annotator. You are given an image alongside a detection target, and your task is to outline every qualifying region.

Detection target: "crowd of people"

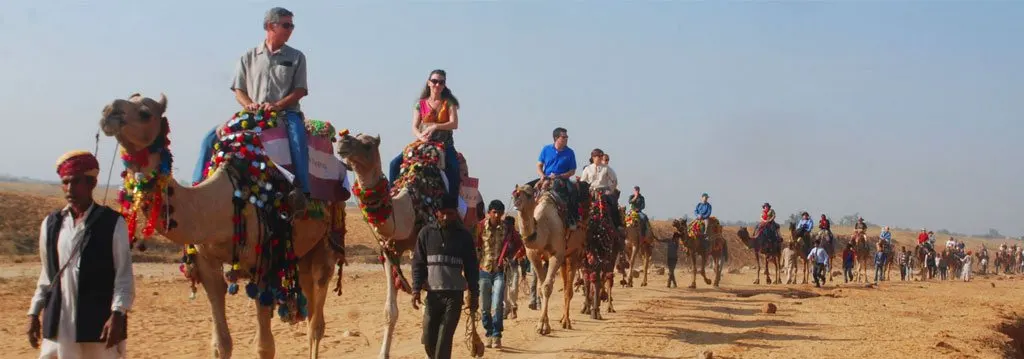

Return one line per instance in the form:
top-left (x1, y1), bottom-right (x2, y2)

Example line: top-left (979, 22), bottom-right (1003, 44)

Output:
top-left (23, 6), bottom-right (1019, 359)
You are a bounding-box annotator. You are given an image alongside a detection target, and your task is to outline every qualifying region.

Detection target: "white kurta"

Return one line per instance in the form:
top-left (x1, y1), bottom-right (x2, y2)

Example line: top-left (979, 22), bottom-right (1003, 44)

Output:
top-left (28, 204), bottom-right (135, 359)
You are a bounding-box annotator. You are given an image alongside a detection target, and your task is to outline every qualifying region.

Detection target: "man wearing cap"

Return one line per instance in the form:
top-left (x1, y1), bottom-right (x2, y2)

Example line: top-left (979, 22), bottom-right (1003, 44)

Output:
top-left (193, 6), bottom-right (311, 210)
top-left (694, 193), bottom-right (712, 235)
top-left (795, 212), bottom-right (814, 238)
top-left (27, 151), bottom-right (135, 358)
top-left (411, 195), bottom-right (479, 359)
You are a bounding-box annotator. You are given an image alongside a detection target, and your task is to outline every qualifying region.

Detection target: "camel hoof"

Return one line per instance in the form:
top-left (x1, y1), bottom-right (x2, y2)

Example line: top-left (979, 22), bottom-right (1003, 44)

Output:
top-left (608, 307), bottom-right (616, 313)
top-left (641, 282), bottom-right (648, 287)
top-left (704, 278), bottom-right (712, 285)
top-left (753, 279), bottom-right (760, 285)
top-left (687, 283), bottom-right (697, 289)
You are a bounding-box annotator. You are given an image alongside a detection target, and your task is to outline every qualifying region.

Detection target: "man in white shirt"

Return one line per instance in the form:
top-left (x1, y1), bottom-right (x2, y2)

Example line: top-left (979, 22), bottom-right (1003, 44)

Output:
top-left (807, 240), bottom-right (829, 288)
top-left (26, 151), bottom-right (135, 359)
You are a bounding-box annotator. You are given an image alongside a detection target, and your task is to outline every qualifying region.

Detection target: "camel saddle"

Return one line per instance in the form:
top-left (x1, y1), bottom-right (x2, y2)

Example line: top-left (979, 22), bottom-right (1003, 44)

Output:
top-left (625, 209), bottom-right (649, 238)
top-left (534, 177), bottom-right (589, 231)
top-left (393, 140), bottom-right (448, 227)
top-left (203, 116), bottom-right (351, 203)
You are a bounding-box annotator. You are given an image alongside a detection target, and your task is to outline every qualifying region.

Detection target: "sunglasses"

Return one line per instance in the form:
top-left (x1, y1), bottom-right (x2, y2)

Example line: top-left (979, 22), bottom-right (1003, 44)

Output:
top-left (277, 22), bottom-right (295, 30)
top-left (429, 78), bottom-right (446, 85)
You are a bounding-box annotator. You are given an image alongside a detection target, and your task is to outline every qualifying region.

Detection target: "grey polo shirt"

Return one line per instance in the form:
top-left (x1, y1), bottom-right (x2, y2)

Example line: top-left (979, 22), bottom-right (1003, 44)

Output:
top-left (231, 42), bottom-right (308, 112)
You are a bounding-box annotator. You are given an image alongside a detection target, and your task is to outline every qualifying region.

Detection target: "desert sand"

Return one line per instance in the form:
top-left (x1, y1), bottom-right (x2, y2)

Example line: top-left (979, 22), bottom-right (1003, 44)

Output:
top-left (1, 186), bottom-right (1022, 358)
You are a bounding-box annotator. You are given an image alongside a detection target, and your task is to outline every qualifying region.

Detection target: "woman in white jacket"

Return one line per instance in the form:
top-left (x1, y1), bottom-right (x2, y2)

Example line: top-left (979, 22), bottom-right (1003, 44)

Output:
top-left (579, 148), bottom-right (623, 232)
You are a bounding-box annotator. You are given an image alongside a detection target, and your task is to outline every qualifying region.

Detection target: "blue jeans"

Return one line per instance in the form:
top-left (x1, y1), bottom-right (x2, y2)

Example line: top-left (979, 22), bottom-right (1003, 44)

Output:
top-left (388, 142), bottom-right (460, 197)
top-left (192, 111), bottom-right (309, 193)
top-left (478, 270), bottom-right (505, 338)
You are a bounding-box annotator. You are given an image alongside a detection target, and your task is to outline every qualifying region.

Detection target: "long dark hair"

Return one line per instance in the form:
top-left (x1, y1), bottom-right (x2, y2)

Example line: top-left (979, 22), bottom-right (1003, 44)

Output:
top-left (419, 69), bottom-right (459, 107)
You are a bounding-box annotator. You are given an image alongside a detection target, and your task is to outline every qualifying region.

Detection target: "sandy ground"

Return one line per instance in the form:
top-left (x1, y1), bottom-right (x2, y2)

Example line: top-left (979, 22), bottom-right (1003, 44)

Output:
top-left (1, 260), bottom-right (1021, 359)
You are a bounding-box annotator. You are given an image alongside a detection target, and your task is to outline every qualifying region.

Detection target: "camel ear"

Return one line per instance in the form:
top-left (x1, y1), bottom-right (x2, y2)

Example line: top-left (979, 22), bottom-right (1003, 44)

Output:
top-left (371, 134), bottom-right (381, 146)
top-left (156, 93), bottom-right (168, 114)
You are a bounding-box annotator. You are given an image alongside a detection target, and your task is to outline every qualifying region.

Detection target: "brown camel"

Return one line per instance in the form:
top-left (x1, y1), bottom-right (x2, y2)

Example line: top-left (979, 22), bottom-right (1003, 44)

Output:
top-left (737, 226), bottom-right (781, 285)
top-left (100, 94), bottom-right (341, 359)
top-left (620, 206), bottom-right (653, 287)
top-left (788, 222), bottom-right (813, 285)
top-left (336, 133), bottom-right (446, 358)
top-left (511, 181), bottom-right (587, 335)
top-left (674, 217), bottom-right (729, 288)
top-left (849, 231), bottom-right (872, 282)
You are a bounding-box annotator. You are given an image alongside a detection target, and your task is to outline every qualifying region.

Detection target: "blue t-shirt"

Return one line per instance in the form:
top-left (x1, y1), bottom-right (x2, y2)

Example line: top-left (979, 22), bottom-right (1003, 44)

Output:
top-left (538, 144), bottom-right (576, 177)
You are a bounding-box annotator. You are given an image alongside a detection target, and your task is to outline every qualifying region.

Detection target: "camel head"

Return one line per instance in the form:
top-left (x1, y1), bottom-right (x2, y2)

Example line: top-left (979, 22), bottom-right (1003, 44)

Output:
top-left (100, 93), bottom-right (168, 154)
top-left (511, 184), bottom-right (536, 211)
top-left (335, 131), bottom-right (382, 174)
top-left (672, 218), bottom-right (688, 234)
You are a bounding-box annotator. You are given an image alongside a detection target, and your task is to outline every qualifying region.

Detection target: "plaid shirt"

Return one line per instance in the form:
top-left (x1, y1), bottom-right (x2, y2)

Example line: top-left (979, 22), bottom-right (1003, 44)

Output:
top-left (475, 219), bottom-right (505, 273)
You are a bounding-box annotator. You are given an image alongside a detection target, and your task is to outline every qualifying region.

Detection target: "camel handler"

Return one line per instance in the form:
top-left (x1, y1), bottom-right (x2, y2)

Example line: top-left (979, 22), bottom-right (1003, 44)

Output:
top-left (193, 6), bottom-right (310, 211)
top-left (27, 151), bottom-right (136, 358)
top-left (474, 200), bottom-right (511, 348)
top-left (694, 193), bottom-right (712, 235)
top-left (411, 195), bottom-right (480, 359)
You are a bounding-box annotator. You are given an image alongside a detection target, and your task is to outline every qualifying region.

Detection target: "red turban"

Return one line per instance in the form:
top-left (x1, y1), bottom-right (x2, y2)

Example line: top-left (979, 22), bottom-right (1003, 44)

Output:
top-left (56, 150), bottom-right (99, 178)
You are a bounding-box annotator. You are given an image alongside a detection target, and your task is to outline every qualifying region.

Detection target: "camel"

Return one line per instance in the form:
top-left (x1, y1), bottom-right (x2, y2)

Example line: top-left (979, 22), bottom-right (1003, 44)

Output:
top-left (737, 226), bottom-right (781, 285)
top-left (673, 217), bottom-right (728, 288)
top-left (788, 222), bottom-right (812, 285)
top-left (577, 188), bottom-right (620, 320)
top-left (336, 132), bottom-right (452, 358)
top-left (620, 206), bottom-right (653, 287)
top-left (99, 94), bottom-right (342, 359)
top-left (849, 231), bottom-right (872, 282)
top-left (511, 181), bottom-right (587, 335)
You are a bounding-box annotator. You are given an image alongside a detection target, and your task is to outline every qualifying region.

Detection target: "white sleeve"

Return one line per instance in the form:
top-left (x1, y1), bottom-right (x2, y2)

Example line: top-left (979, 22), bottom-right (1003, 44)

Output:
top-left (28, 218), bottom-right (50, 316)
top-left (110, 217), bottom-right (136, 313)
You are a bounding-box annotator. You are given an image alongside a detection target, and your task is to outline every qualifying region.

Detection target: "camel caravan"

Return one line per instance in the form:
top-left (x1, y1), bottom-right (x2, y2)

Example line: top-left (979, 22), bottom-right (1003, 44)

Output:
top-left (27, 7), bottom-right (1019, 359)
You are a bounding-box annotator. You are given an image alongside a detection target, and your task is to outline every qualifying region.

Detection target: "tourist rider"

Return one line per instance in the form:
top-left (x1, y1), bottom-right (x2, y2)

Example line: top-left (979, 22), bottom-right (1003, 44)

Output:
top-left (388, 69), bottom-right (461, 201)
top-left (754, 202), bottom-right (778, 241)
top-left (27, 151), bottom-right (136, 358)
top-left (579, 148), bottom-right (623, 234)
top-left (795, 212), bottom-right (814, 238)
top-left (629, 186), bottom-right (647, 229)
top-left (411, 195), bottom-right (479, 359)
top-left (694, 193), bottom-right (712, 235)
top-left (532, 127), bottom-right (579, 229)
top-left (818, 214), bottom-right (833, 241)
top-left (194, 7), bottom-right (310, 210)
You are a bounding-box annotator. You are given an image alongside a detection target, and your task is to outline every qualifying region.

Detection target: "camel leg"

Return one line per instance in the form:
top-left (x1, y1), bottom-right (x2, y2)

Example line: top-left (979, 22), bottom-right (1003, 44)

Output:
top-left (713, 251), bottom-right (723, 287)
top-left (622, 243), bottom-right (630, 288)
top-left (753, 251), bottom-right (761, 285)
top-left (606, 274), bottom-right (616, 313)
top-left (762, 255), bottom-right (771, 285)
top-left (533, 251), bottom-right (561, 335)
top-left (196, 254), bottom-right (232, 358)
top-left (300, 242), bottom-right (334, 359)
top-left (560, 254), bottom-right (575, 330)
top-left (774, 257), bottom-right (782, 284)
top-left (802, 259), bottom-right (809, 284)
top-left (255, 304), bottom-right (275, 359)
top-left (642, 251), bottom-right (651, 287)
top-left (378, 259), bottom-right (399, 359)
top-left (700, 254), bottom-right (711, 285)
top-left (688, 252), bottom-right (698, 289)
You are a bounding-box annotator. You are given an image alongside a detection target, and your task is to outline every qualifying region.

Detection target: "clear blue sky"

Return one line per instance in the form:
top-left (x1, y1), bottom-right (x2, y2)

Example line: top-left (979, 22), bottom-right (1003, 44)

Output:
top-left (1, 2), bottom-right (1021, 237)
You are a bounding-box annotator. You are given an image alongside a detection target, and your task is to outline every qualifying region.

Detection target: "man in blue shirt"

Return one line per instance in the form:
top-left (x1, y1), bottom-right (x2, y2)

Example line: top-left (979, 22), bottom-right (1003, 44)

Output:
top-left (796, 212), bottom-right (814, 237)
top-left (694, 193), bottom-right (712, 235)
top-left (531, 127), bottom-right (579, 228)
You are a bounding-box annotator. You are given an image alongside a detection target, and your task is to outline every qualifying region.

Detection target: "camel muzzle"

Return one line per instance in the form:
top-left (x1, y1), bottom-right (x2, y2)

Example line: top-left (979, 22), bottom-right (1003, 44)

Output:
top-left (99, 116), bottom-right (124, 137)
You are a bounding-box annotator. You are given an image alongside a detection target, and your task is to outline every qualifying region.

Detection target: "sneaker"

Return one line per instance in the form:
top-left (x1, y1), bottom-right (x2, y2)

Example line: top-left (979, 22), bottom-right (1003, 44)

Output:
top-left (493, 337), bottom-right (502, 349)
top-left (486, 337), bottom-right (493, 348)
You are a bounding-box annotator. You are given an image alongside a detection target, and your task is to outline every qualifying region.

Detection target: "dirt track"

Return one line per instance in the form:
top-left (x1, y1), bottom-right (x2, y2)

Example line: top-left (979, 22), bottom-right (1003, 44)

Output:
top-left (1, 261), bottom-right (1021, 359)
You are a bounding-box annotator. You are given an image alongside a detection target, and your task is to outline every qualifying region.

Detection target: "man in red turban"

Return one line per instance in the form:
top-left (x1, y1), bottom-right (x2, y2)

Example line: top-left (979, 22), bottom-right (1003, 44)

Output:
top-left (27, 150), bottom-right (135, 358)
